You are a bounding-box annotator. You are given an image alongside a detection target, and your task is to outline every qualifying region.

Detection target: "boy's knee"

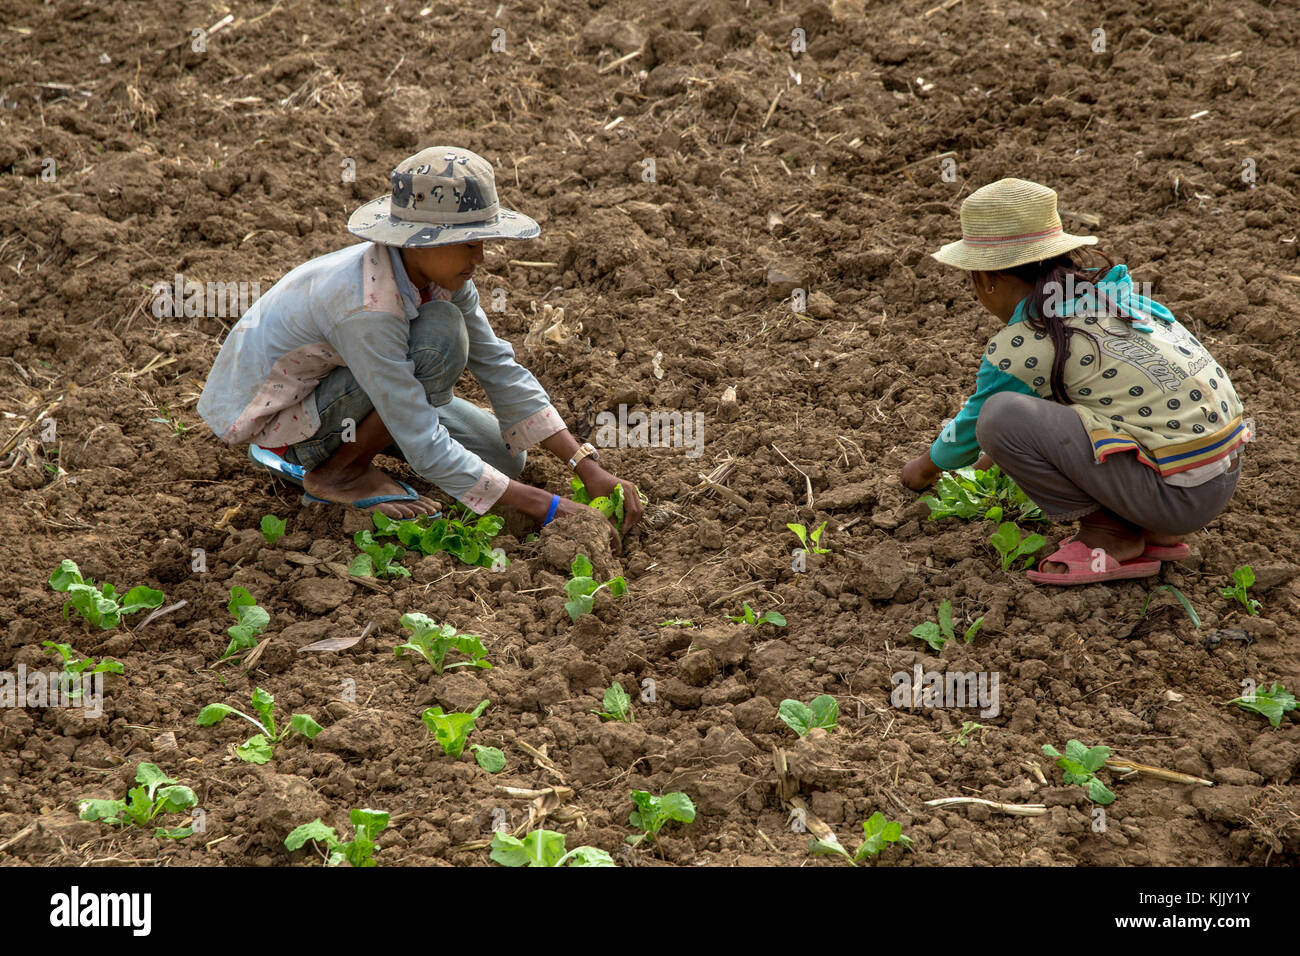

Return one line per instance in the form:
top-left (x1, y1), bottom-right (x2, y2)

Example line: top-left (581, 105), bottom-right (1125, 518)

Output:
top-left (409, 301), bottom-right (468, 386)
top-left (503, 449), bottom-right (526, 478)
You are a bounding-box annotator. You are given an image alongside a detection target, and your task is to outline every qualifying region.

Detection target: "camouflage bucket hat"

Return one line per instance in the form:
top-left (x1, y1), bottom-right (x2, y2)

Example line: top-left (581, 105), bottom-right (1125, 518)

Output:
top-left (347, 146), bottom-right (540, 247)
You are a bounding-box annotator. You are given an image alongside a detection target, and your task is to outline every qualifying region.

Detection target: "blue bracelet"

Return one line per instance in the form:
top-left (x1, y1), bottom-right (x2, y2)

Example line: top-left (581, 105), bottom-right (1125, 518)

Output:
top-left (543, 493), bottom-right (560, 527)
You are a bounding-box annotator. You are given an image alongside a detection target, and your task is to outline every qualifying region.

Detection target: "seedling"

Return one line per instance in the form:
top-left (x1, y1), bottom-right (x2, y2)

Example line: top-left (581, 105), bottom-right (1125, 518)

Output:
top-left (260, 514), bottom-right (286, 545)
top-left (41, 641), bottom-right (122, 697)
top-left (1220, 565), bottom-right (1261, 616)
top-left (1140, 585), bottom-right (1201, 628)
top-left (349, 529), bottom-right (410, 579)
top-left (422, 699), bottom-right (490, 759)
top-left (563, 554), bottom-right (627, 621)
top-left (627, 790), bottom-right (696, 847)
top-left (788, 521), bottom-right (830, 555)
top-left (953, 721), bottom-right (985, 747)
top-left (909, 598), bottom-right (983, 651)
top-left (592, 682), bottom-right (634, 723)
top-left (728, 603), bottom-right (786, 628)
top-left (78, 762), bottom-right (197, 839)
top-left (920, 465), bottom-right (1044, 524)
top-left (1226, 682), bottom-right (1297, 728)
top-left (811, 811), bottom-right (914, 865)
top-left (658, 618), bottom-right (695, 627)
top-left (148, 404), bottom-right (188, 436)
top-left (989, 521), bottom-right (1046, 571)
top-left (778, 695), bottom-right (839, 737)
top-left (221, 587), bottom-right (269, 660)
top-left (285, 809), bottom-right (390, 867)
top-left (1042, 740), bottom-right (1115, 805)
top-left (49, 559), bottom-right (164, 630)
top-left (571, 477), bottom-right (649, 528)
top-left (490, 829), bottom-right (615, 867)
top-left (372, 508), bottom-right (506, 569)
top-left (469, 744), bottom-right (506, 772)
top-left (196, 687), bottom-right (323, 764)
top-left (394, 613), bottom-right (491, 674)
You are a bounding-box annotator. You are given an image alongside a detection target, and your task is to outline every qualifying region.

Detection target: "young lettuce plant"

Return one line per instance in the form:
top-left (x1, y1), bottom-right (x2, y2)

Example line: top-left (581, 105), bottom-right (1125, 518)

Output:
top-left (222, 587), bottom-right (269, 661)
top-left (778, 695), bottom-right (839, 737)
top-left (729, 603), bottom-right (786, 628)
top-left (788, 521), bottom-right (830, 555)
top-left (627, 791), bottom-right (696, 848)
top-left (1220, 566), bottom-right (1262, 616)
top-left (989, 521), bottom-right (1046, 571)
top-left (372, 508), bottom-right (506, 569)
top-left (1226, 682), bottom-right (1296, 728)
top-left (196, 687), bottom-right (323, 764)
top-left (591, 682), bottom-right (634, 723)
top-left (810, 811), bottom-right (914, 866)
top-left (490, 829), bottom-right (615, 867)
top-left (394, 613), bottom-right (491, 675)
top-left (79, 762), bottom-right (197, 839)
top-left (41, 641), bottom-right (123, 697)
top-left (1042, 740), bottom-right (1116, 805)
top-left (349, 529), bottom-right (410, 579)
top-left (285, 809), bottom-right (390, 867)
top-left (919, 465), bottom-right (1044, 524)
top-left (49, 559), bottom-right (164, 630)
top-left (571, 478), bottom-right (648, 528)
top-left (564, 554), bottom-right (627, 621)
top-left (260, 514), bottom-right (286, 545)
top-left (422, 699), bottom-right (490, 760)
top-left (909, 599), bottom-right (983, 651)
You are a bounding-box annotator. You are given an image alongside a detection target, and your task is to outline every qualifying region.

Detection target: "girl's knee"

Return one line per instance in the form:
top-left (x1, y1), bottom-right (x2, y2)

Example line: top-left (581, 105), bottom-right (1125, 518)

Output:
top-left (975, 391), bottom-right (1026, 452)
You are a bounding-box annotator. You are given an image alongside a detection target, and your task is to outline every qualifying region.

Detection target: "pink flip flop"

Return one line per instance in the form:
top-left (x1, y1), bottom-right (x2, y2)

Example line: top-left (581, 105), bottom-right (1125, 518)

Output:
top-left (1026, 540), bottom-right (1162, 586)
top-left (1060, 534), bottom-right (1190, 562)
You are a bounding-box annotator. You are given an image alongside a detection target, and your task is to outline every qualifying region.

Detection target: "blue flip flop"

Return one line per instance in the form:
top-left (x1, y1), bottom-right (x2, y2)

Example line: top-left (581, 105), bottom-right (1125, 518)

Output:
top-left (249, 443), bottom-right (306, 486)
top-left (301, 478), bottom-right (423, 512)
top-left (249, 444), bottom-right (438, 519)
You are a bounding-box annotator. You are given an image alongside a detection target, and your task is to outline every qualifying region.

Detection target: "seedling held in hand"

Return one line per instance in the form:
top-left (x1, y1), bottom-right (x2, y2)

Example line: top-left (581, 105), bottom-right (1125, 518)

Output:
top-left (627, 790), bottom-right (696, 847)
top-left (221, 587), bottom-right (269, 661)
top-left (572, 477), bottom-right (649, 529)
top-left (909, 599), bottom-right (983, 651)
top-left (989, 521), bottom-right (1046, 571)
top-left (592, 682), bottom-right (634, 723)
top-left (779, 695), bottom-right (839, 737)
top-left (196, 687), bottom-right (322, 764)
top-left (564, 554), bottom-right (627, 621)
top-left (422, 699), bottom-right (490, 759)
top-left (1220, 566), bottom-right (1261, 616)
top-left (260, 514), bottom-right (286, 545)
top-left (1226, 682), bottom-right (1296, 728)
top-left (920, 465), bottom-right (1044, 524)
top-left (728, 602), bottom-right (786, 628)
top-left (285, 809), bottom-right (390, 867)
top-left (349, 529), bottom-right (410, 579)
top-left (490, 829), bottom-right (615, 867)
top-left (49, 559), bottom-right (164, 630)
top-left (394, 612), bottom-right (491, 675)
top-left (788, 521), bottom-right (830, 555)
top-left (1042, 740), bottom-right (1115, 805)
top-left (41, 641), bottom-right (122, 697)
top-left (810, 811), bottom-right (914, 865)
top-left (79, 762), bottom-right (197, 839)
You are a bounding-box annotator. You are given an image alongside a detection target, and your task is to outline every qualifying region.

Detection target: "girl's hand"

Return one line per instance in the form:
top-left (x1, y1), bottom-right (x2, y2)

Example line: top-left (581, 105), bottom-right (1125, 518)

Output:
top-left (575, 465), bottom-right (644, 533)
top-left (901, 453), bottom-right (942, 491)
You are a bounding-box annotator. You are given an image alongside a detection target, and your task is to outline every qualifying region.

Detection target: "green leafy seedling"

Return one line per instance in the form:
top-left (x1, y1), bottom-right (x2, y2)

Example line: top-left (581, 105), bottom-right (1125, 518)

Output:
top-left (348, 529), bottom-right (410, 579)
top-left (1141, 584), bottom-right (1201, 629)
top-left (657, 618), bottom-right (695, 627)
top-left (989, 521), bottom-right (1047, 571)
top-left (285, 808), bottom-right (391, 867)
top-left (627, 790), bottom-right (696, 847)
top-left (41, 641), bottom-right (123, 698)
top-left (810, 811), bottom-right (914, 866)
top-left (571, 478), bottom-right (649, 529)
top-left (592, 682), bottom-right (634, 723)
top-left (49, 559), bottom-right (164, 630)
top-left (196, 687), bottom-right (322, 764)
top-left (221, 587), bottom-right (269, 660)
top-left (422, 699), bottom-right (490, 759)
top-left (563, 554), bottom-right (628, 621)
top-left (728, 602), bottom-right (787, 628)
top-left (372, 508), bottom-right (506, 569)
top-left (909, 598), bottom-right (983, 651)
top-left (787, 521), bottom-right (830, 555)
top-left (1226, 682), bottom-right (1297, 729)
top-left (394, 612), bottom-right (491, 675)
top-left (490, 829), bottom-right (615, 867)
top-left (79, 762), bottom-right (197, 839)
top-left (260, 514), bottom-right (286, 545)
top-left (953, 721), bottom-right (985, 747)
top-left (1042, 740), bottom-right (1115, 805)
top-left (469, 744), bottom-right (506, 772)
top-left (919, 465), bottom-right (1044, 524)
top-left (1220, 566), bottom-right (1261, 616)
top-left (778, 695), bottom-right (839, 738)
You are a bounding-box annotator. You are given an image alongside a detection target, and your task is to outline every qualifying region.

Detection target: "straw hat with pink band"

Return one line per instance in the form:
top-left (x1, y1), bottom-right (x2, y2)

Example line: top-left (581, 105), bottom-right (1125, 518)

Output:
top-left (931, 178), bottom-right (1098, 272)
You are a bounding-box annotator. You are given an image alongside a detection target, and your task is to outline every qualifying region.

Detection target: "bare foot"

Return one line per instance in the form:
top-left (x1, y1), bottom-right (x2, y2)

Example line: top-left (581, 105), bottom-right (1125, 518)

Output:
top-left (303, 465), bottom-right (440, 519)
top-left (1144, 531), bottom-right (1184, 547)
top-left (1040, 512), bottom-right (1145, 575)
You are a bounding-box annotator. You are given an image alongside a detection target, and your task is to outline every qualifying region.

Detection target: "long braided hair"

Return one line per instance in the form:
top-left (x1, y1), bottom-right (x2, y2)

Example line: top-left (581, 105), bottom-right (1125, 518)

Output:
top-left (993, 248), bottom-right (1141, 405)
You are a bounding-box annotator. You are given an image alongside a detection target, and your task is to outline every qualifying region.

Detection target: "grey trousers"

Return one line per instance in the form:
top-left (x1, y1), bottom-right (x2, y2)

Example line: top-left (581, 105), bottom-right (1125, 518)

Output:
top-left (975, 392), bottom-right (1240, 535)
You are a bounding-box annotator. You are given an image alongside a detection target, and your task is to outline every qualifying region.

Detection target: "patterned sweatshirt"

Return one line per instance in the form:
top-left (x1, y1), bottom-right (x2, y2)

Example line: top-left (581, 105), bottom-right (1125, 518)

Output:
top-left (930, 265), bottom-right (1246, 483)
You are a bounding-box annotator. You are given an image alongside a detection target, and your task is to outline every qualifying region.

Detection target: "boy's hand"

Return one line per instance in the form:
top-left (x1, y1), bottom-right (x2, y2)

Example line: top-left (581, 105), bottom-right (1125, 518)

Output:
top-left (553, 497), bottom-right (623, 555)
top-left (901, 453), bottom-right (942, 491)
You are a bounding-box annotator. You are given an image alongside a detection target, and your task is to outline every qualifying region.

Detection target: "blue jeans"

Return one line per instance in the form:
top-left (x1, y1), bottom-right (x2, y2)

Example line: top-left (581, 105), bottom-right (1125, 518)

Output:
top-left (283, 302), bottom-right (526, 478)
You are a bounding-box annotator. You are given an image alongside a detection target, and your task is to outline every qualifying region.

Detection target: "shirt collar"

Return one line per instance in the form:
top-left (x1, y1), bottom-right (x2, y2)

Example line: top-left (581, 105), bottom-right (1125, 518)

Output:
top-left (385, 245), bottom-right (422, 319)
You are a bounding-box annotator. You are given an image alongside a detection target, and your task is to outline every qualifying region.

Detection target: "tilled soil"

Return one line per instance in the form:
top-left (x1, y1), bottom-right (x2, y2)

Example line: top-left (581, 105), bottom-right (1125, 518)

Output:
top-left (2, 0), bottom-right (1299, 867)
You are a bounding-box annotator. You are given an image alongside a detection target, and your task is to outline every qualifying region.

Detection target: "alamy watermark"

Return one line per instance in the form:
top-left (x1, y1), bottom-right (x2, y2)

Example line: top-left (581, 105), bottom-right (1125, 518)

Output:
top-left (1, 666), bottom-right (104, 717)
top-left (891, 665), bottom-right (1000, 718)
top-left (151, 273), bottom-right (261, 319)
top-left (592, 404), bottom-right (704, 459)
top-left (1043, 274), bottom-right (1156, 320)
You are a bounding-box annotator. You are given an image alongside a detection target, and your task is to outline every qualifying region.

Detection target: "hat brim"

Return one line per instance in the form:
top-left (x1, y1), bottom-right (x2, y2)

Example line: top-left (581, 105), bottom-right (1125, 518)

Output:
top-left (347, 196), bottom-right (541, 247)
top-left (932, 232), bottom-right (1097, 272)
